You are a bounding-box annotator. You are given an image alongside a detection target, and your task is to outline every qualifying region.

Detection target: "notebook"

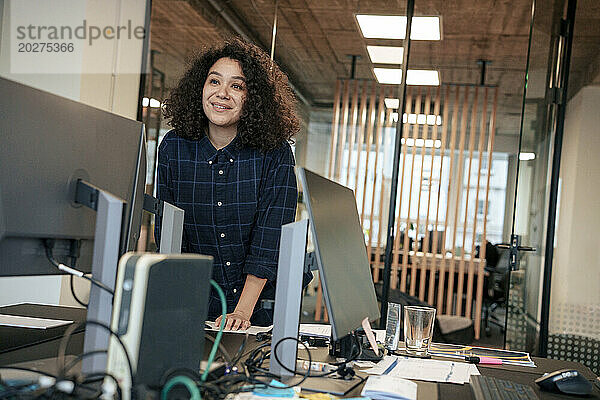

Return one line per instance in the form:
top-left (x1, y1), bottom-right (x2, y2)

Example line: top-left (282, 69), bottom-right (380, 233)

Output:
top-left (361, 375), bottom-right (417, 400)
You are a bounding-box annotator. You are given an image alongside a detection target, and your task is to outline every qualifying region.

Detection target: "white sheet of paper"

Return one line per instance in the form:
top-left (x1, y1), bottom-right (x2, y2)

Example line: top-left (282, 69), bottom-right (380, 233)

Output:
top-left (205, 322), bottom-right (272, 335)
top-left (0, 314), bottom-right (72, 329)
top-left (362, 355), bottom-right (398, 374)
top-left (299, 323), bottom-right (331, 338)
top-left (388, 356), bottom-right (479, 384)
top-left (361, 375), bottom-right (417, 400)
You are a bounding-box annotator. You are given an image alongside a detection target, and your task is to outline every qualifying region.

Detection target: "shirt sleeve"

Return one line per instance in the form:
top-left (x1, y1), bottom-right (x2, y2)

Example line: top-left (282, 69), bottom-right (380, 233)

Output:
top-left (243, 143), bottom-right (298, 282)
top-left (154, 136), bottom-right (174, 248)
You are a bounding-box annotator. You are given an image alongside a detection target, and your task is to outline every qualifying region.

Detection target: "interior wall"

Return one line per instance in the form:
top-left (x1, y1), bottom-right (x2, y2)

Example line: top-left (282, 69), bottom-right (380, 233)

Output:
top-left (550, 85), bottom-right (600, 337)
top-left (0, 0), bottom-right (147, 307)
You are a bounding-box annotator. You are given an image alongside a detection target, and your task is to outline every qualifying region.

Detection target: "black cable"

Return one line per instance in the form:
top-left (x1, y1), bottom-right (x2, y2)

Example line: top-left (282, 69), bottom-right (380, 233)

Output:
top-left (245, 337), bottom-right (312, 389)
top-left (57, 320), bottom-right (135, 389)
top-left (43, 240), bottom-right (114, 296)
top-left (62, 350), bottom-right (108, 376)
top-left (69, 274), bottom-right (89, 307)
top-left (78, 372), bottom-right (122, 400)
top-left (0, 366), bottom-right (57, 379)
top-left (204, 335), bottom-right (232, 364)
top-left (271, 334), bottom-right (360, 379)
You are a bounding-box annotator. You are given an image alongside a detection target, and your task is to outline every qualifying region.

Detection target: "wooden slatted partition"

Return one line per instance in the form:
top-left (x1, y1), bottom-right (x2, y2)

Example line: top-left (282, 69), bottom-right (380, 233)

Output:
top-left (319, 81), bottom-right (498, 339)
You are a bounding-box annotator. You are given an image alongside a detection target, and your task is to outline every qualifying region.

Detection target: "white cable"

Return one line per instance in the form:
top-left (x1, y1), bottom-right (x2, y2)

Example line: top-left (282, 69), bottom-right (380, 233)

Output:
top-left (58, 263), bottom-right (85, 277)
top-left (38, 376), bottom-right (56, 388)
top-left (55, 380), bottom-right (75, 394)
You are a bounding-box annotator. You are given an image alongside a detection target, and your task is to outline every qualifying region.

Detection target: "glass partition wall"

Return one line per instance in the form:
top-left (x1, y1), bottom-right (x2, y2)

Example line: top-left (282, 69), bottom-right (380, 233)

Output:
top-left (141, 1), bottom-right (598, 374)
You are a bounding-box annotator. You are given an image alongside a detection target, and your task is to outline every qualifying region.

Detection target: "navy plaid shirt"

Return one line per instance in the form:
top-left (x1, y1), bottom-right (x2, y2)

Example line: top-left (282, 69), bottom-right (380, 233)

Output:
top-left (155, 130), bottom-right (300, 325)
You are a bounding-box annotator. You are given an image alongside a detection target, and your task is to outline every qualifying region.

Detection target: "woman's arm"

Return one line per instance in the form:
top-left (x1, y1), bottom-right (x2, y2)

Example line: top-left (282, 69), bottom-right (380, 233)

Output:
top-left (215, 274), bottom-right (266, 330)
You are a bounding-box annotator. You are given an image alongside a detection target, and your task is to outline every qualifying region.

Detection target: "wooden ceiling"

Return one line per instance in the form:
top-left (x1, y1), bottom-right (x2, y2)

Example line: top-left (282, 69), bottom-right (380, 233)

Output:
top-left (149, 0), bottom-right (600, 137)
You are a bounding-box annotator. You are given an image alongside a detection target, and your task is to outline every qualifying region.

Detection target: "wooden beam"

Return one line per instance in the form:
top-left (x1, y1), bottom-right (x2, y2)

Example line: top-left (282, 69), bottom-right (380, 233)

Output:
top-left (466, 87), bottom-right (488, 319)
top-left (367, 86), bottom-right (386, 270)
top-left (391, 88), bottom-right (414, 289)
top-left (437, 86), bottom-right (461, 314)
top-left (416, 88), bottom-right (432, 300)
top-left (401, 90), bottom-right (422, 294)
top-left (474, 87), bottom-right (498, 339)
top-left (456, 86), bottom-right (479, 316)
top-left (328, 80), bottom-right (342, 179)
top-left (346, 80), bottom-right (360, 186)
top-left (335, 79), bottom-right (351, 181)
top-left (360, 84), bottom-right (378, 226)
top-left (426, 86), bottom-right (442, 304)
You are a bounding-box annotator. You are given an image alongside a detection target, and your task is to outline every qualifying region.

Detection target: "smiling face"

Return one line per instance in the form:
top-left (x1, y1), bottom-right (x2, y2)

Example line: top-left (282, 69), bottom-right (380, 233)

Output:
top-left (202, 57), bottom-right (247, 134)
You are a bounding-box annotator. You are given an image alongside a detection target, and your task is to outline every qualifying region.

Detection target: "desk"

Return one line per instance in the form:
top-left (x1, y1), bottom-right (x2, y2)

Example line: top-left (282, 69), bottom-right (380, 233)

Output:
top-left (3, 332), bottom-right (599, 400)
top-left (0, 303), bottom-right (86, 365)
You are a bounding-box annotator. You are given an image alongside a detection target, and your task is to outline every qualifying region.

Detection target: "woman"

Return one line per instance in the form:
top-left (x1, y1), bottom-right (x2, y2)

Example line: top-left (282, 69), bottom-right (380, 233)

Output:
top-left (155, 38), bottom-right (310, 331)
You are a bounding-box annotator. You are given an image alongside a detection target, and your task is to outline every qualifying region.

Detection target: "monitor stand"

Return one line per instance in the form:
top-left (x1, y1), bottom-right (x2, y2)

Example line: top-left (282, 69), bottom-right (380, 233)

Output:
top-left (143, 194), bottom-right (184, 254)
top-left (270, 219), bottom-right (308, 378)
top-left (75, 180), bottom-right (125, 374)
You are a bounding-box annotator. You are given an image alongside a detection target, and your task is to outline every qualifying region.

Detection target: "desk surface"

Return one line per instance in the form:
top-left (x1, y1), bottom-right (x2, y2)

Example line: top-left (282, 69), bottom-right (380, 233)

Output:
top-left (2, 318), bottom-right (599, 400)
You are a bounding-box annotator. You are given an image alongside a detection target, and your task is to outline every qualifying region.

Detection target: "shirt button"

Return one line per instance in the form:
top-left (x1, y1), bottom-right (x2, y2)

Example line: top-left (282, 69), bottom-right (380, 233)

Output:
top-left (233, 288), bottom-right (237, 294)
top-left (225, 261), bottom-right (231, 266)
top-left (219, 170), bottom-right (224, 175)
top-left (220, 233), bottom-right (225, 238)
top-left (230, 158), bottom-right (234, 163)
top-left (208, 160), bottom-right (213, 165)
top-left (217, 201), bottom-right (223, 206)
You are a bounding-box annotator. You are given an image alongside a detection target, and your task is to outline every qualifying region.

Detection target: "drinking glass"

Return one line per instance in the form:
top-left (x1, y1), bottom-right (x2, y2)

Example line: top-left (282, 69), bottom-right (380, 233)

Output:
top-left (403, 306), bottom-right (436, 355)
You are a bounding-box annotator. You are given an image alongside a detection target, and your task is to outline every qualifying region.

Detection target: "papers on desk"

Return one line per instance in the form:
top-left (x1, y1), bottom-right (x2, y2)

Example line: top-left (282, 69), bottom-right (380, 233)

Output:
top-left (298, 324), bottom-right (386, 343)
top-left (299, 324), bottom-right (331, 338)
top-left (428, 343), bottom-right (536, 367)
top-left (205, 322), bottom-right (272, 335)
top-left (0, 314), bottom-right (72, 329)
top-left (361, 375), bottom-right (417, 400)
top-left (361, 355), bottom-right (399, 375)
top-left (361, 355), bottom-right (480, 384)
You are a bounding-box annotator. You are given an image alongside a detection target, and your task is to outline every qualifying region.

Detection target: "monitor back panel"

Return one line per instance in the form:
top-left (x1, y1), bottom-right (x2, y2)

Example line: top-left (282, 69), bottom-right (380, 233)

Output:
top-left (0, 77), bottom-right (145, 275)
top-left (298, 168), bottom-right (380, 339)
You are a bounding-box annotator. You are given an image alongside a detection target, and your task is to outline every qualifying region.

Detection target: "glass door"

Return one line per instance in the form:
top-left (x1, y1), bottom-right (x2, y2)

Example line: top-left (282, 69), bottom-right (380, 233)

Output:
top-left (504, 0), bottom-right (572, 354)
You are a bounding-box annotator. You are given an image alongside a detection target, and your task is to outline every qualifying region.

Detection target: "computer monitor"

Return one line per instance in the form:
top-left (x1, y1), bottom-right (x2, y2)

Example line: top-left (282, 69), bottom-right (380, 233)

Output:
top-left (298, 167), bottom-right (380, 340)
top-left (0, 77), bottom-right (146, 276)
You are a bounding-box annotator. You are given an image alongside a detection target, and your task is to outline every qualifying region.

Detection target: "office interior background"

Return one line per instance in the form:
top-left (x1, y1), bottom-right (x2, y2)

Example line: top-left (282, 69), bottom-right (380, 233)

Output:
top-left (0, 0), bottom-right (599, 376)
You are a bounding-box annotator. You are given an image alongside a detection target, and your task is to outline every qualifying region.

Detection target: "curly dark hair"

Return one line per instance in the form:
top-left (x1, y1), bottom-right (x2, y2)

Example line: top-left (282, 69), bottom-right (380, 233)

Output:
top-left (163, 38), bottom-right (299, 151)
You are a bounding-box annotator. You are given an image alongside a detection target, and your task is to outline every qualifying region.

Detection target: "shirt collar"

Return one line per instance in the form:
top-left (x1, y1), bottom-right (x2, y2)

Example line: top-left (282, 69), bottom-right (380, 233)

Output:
top-left (198, 135), bottom-right (241, 163)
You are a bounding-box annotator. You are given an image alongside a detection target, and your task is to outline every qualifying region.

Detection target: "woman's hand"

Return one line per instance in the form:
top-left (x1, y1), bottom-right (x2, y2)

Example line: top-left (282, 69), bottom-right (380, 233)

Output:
top-left (214, 274), bottom-right (267, 331)
top-left (215, 309), bottom-right (251, 331)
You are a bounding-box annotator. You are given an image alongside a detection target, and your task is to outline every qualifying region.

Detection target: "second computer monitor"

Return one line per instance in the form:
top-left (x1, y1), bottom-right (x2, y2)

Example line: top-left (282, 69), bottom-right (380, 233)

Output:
top-left (298, 168), bottom-right (380, 340)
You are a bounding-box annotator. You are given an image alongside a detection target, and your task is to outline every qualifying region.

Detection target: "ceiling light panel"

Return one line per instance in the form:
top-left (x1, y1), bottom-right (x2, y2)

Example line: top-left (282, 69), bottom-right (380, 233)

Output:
top-left (356, 15), bottom-right (441, 40)
top-left (406, 70), bottom-right (440, 85)
top-left (367, 45), bottom-right (404, 64)
top-left (385, 98), bottom-right (400, 109)
top-left (374, 68), bottom-right (440, 85)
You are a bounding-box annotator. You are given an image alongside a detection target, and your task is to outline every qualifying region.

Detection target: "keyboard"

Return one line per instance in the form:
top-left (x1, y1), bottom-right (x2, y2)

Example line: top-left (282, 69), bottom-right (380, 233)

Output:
top-left (470, 375), bottom-right (538, 400)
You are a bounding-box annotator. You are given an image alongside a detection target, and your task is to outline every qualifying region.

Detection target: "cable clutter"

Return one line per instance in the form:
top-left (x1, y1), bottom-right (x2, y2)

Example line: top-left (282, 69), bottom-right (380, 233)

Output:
top-left (0, 278), bottom-right (361, 400)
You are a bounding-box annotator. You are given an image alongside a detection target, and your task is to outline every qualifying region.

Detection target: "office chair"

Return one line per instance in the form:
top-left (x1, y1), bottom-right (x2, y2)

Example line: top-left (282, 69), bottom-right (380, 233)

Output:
top-left (478, 243), bottom-right (508, 336)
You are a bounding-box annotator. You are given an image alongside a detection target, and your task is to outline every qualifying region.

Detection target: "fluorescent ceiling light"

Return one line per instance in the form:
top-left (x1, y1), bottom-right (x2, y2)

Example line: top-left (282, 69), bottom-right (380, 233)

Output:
top-left (407, 70), bottom-right (440, 85)
top-left (391, 112), bottom-right (442, 126)
top-left (374, 68), bottom-right (440, 85)
top-left (374, 68), bottom-right (402, 84)
top-left (519, 152), bottom-right (536, 161)
top-left (149, 98), bottom-right (161, 108)
top-left (356, 15), bottom-right (441, 40)
top-left (367, 45), bottom-right (404, 64)
top-left (397, 137), bottom-right (442, 148)
top-left (385, 98), bottom-right (400, 109)
top-left (142, 97), bottom-right (149, 107)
